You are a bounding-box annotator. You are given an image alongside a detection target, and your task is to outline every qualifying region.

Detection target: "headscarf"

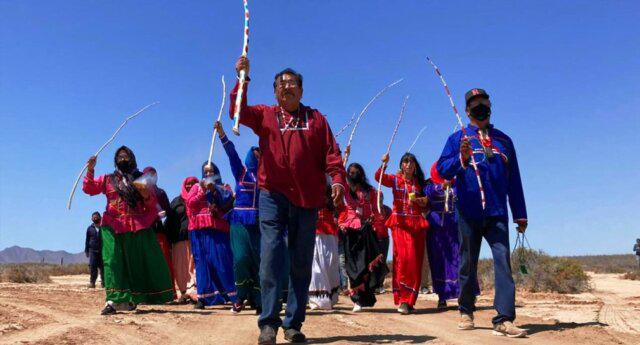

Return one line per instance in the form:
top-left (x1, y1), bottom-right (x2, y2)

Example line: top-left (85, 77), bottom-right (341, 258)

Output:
top-left (181, 176), bottom-right (198, 200)
top-left (245, 146), bottom-right (259, 175)
top-left (111, 146), bottom-right (143, 208)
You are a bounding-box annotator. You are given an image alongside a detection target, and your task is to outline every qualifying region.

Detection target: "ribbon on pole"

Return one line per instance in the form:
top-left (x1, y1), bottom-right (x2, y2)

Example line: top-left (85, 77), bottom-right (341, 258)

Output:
top-left (376, 95), bottom-right (409, 212)
top-left (207, 75), bottom-right (227, 167)
top-left (232, 0), bottom-right (250, 136)
top-left (66, 102), bottom-right (159, 210)
top-left (426, 57), bottom-right (486, 210)
top-left (343, 78), bottom-right (403, 166)
top-left (334, 112), bottom-right (357, 139)
top-left (407, 126), bottom-right (427, 152)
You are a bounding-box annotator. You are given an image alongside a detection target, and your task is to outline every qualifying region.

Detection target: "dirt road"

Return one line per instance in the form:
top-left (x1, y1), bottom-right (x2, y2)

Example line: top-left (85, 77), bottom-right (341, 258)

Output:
top-left (1, 273), bottom-right (637, 344)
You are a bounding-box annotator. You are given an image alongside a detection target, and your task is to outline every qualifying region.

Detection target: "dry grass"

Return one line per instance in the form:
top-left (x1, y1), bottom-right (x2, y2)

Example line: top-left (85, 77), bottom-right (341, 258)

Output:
top-left (478, 249), bottom-right (591, 294)
top-left (0, 264), bottom-right (89, 283)
top-left (622, 270), bottom-right (640, 281)
top-left (566, 254), bottom-right (637, 274)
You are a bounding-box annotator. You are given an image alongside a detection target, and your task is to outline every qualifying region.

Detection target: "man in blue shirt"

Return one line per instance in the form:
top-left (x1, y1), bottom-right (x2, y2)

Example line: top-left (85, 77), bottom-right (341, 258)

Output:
top-left (437, 88), bottom-right (528, 338)
top-left (85, 211), bottom-right (104, 288)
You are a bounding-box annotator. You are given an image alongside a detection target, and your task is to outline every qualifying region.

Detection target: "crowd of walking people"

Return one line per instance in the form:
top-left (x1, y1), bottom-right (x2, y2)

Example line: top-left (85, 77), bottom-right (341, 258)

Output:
top-left (81, 55), bottom-right (529, 343)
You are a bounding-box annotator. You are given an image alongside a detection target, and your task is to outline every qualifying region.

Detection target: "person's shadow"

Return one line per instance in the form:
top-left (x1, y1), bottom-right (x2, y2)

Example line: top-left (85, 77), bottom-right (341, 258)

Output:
top-left (519, 321), bottom-right (608, 335)
top-left (305, 334), bottom-right (436, 344)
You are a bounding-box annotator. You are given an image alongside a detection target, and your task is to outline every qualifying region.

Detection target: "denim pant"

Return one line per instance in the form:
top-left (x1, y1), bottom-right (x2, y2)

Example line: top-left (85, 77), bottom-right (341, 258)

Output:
top-left (457, 212), bottom-right (515, 325)
top-left (258, 191), bottom-right (318, 331)
top-left (88, 251), bottom-right (103, 285)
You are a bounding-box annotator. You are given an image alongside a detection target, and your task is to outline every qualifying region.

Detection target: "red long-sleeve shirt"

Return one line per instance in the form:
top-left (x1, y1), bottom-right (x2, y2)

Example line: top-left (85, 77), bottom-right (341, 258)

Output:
top-left (229, 81), bottom-right (346, 209)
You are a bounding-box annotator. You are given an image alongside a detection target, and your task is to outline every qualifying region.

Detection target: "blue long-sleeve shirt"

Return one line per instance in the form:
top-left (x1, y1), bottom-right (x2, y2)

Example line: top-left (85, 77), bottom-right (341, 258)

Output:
top-left (436, 124), bottom-right (527, 222)
top-left (221, 134), bottom-right (259, 226)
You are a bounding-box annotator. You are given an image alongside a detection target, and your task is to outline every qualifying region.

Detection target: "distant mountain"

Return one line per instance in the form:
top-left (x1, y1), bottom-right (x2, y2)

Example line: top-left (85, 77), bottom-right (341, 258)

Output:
top-left (0, 246), bottom-right (88, 265)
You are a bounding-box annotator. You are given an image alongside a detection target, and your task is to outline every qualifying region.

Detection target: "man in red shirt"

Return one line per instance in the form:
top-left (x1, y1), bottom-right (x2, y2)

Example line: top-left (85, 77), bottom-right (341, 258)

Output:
top-left (231, 57), bottom-right (346, 345)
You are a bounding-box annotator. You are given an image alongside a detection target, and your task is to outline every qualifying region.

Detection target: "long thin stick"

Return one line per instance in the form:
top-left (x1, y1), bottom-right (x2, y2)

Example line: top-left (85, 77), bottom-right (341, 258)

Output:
top-left (377, 95), bottom-right (409, 212)
top-left (426, 57), bottom-right (486, 209)
top-left (343, 78), bottom-right (403, 166)
top-left (208, 76), bottom-right (227, 166)
top-left (334, 112), bottom-right (357, 138)
top-left (232, 0), bottom-right (250, 136)
top-left (407, 126), bottom-right (427, 152)
top-left (67, 102), bottom-right (159, 210)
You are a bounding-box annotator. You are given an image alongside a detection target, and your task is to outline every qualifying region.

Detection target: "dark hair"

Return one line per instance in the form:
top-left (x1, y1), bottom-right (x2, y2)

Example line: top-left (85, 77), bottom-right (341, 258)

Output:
top-left (346, 163), bottom-right (373, 198)
top-left (92, 211), bottom-right (101, 218)
top-left (399, 152), bottom-right (426, 193)
top-left (273, 68), bottom-right (303, 89)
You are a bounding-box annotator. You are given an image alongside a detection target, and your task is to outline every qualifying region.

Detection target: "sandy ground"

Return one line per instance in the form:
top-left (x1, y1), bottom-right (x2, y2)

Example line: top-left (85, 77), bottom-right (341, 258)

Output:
top-left (1, 273), bottom-right (638, 345)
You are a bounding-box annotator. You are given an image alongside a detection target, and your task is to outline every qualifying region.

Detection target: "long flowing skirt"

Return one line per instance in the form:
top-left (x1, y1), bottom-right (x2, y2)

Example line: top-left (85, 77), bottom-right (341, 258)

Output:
top-left (392, 226), bottom-right (426, 307)
top-left (171, 240), bottom-right (198, 301)
top-left (189, 228), bottom-right (237, 306)
top-left (156, 232), bottom-right (177, 299)
top-left (101, 226), bottom-right (174, 305)
top-left (308, 234), bottom-right (341, 310)
top-left (342, 223), bottom-right (388, 307)
top-left (230, 224), bottom-right (262, 308)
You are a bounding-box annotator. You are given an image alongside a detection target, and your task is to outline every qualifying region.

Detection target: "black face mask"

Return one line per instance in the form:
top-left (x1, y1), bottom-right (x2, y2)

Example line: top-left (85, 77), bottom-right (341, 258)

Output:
top-left (349, 172), bottom-right (363, 185)
top-left (116, 160), bottom-right (134, 173)
top-left (93, 219), bottom-right (100, 225)
top-left (470, 103), bottom-right (491, 121)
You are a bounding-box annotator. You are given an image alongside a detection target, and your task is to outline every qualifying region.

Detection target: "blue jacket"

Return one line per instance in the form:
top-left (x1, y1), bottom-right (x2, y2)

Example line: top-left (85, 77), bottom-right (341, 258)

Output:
top-left (85, 224), bottom-right (102, 254)
top-left (221, 134), bottom-right (259, 226)
top-left (436, 124), bottom-right (527, 222)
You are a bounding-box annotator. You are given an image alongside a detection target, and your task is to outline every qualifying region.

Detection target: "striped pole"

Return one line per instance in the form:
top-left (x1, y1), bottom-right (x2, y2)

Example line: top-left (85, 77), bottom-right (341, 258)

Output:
top-left (377, 95), bottom-right (409, 212)
top-left (335, 112), bottom-right (357, 139)
top-left (343, 78), bottom-right (403, 166)
top-left (232, 0), bottom-right (249, 135)
top-left (407, 126), bottom-right (427, 153)
top-left (426, 57), bottom-right (486, 210)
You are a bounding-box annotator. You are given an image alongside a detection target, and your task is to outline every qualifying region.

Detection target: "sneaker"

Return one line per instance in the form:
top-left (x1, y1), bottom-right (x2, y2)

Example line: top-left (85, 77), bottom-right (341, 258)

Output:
top-left (231, 302), bottom-right (243, 314)
top-left (493, 321), bottom-right (527, 338)
top-left (87, 283), bottom-right (96, 288)
top-left (437, 300), bottom-right (447, 309)
top-left (378, 287), bottom-right (386, 294)
top-left (397, 303), bottom-right (410, 315)
top-left (457, 313), bottom-right (475, 330)
top-left (258, 326), bottom-right (277, 345)
top-left (101, 302), bottom-right (116, 315)
top-left (283, 328), bottom-right (306, 343)
top-left (352, 303), bottom-right (362, 312)
top-left (194, 300), bottom-right (205, 310)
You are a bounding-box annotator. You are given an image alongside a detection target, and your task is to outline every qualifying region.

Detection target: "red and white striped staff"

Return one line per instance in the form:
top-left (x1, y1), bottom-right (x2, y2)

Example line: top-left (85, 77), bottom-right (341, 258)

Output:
top-left (376, 95), bottom-right (410, 212)
top-left (407, 126), bottom-right (427, 152)
top-left (426, 57), bottom-right (486, 210)
top-left (343, 78), bottom-right (403, 166)
top-left (334, 112), bottom-right (357, 139)
top-left (232, 0), bottom-right (250, 136)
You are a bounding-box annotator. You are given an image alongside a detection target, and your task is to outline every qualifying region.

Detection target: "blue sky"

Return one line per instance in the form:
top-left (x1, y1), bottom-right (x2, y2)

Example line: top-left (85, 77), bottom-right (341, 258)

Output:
top-left (1, 1), bottom-right (638, 256)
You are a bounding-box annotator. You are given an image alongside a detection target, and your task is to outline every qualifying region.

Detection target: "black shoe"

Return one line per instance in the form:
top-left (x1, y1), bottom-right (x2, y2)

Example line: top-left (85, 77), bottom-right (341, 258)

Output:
top-left (437, 300), bottom-right (447, 309)
top-left (258, 326), bottom-right (277, 345)
top-left (194, 300), bottom-right (205, 310)
top-left (283, 328), bottom-right (306, 343)
top-left (101, 304), bottom-right (116, 315)
top-left (255, 307), bottom-right (262, 315)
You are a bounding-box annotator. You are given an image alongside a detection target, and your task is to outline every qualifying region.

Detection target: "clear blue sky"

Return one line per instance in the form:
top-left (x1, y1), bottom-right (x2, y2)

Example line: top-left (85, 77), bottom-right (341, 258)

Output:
top-left (1, 1), bottom-right (638, 256)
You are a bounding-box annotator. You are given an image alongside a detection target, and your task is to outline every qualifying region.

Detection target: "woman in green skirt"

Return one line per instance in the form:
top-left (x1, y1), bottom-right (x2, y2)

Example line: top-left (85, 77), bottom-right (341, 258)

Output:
top-left (83, 146), bottom-right (174, 315)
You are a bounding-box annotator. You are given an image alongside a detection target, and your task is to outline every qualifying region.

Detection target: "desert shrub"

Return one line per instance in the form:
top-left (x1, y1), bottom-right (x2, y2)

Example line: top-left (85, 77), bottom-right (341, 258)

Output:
top-left (0, 263), bottom-right (89, 283)
top-left (622, 270), bottom-right (640, 281)
top-left (0, 264), bottom-right (52, 283)
top-left (567, 254), bottom-right (637, 273)
top-left (476, 249), bottom-right (591, 294)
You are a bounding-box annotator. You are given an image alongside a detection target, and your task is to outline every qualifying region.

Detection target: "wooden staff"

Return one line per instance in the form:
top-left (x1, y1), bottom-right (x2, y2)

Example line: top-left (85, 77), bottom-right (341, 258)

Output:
top-left (66, 102), bottom-right (159, 210)
top-left (376, 95), bottom-right (409, 212)
top-left (207, 76), bottom-right (227, 167)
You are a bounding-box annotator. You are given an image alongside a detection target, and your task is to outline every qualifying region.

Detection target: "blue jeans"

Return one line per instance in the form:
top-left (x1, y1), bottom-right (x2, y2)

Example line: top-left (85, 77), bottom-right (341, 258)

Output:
top-left (258, 191), bottom-right (318, 331)
top-left (457, 212), bottom-right (515, 325)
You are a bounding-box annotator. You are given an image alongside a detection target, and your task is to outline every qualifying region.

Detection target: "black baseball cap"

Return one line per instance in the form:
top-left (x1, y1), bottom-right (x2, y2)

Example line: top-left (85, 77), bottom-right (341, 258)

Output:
top-left (465, 88), bottom-right (490, 105)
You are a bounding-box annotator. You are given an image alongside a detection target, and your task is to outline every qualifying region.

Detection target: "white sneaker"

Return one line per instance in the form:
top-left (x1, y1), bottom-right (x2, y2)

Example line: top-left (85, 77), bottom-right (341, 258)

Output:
top-left (397, 303), bottom-right (409, 315)
top-left (352, 303), bottom-right (362, 312)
